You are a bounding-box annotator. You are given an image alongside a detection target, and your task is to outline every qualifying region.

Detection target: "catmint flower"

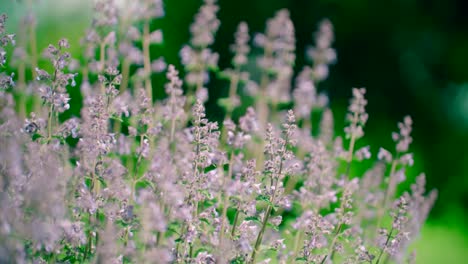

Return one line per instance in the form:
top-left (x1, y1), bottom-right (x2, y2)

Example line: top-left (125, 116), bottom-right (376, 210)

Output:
top-left (0, 4), bottom-right (439, 263)
top-left (137, 138), bottom-right (150, 158)
top-left (163, 65), bottom-right (186, 124)
top-left (129, 0), bottom-right (165, 21)
top-left (0, 72), bottom-right (15, 89)
top-left (270, 215), bottom-right (283, 226)
top-left (149, 29), bottom-right (163, 44)
top-left (0, 14), bottom-right (15, 47)
top-left (35, 68), bottom-right (50, 81)
top-left (344, 88), bottom-right (368, 140)
top-left (255, 9), bottom-right (295, 102)
top-left (181, 0), bottom-right (220, 102)
top-left (138, 189), bottom-right (167, 234)
top-left (34, 39), bottom-right (76, 118)
top-left (0, 14), bottom-right (15, 68)
top-left (59, 118), bottom-right (79, 138)
top-left (255, 9), bottom-right (295, 73)
top-left (355, 146), bottom-right (371, 160)
top-left (58, 38), bottom-right (70, 49)
top-left (0, 51), bottom-right (6, 66)
top-left (53, 93), bottom-right (71, 113)
top-left (224, 119), bottom-right (251, 149)
top-left (307, 19), bottom-right (336, 82)
top-left (355, 245), bottom-right (375, 262)
top-left (190, 0), bottom-right (220, 47)
top-left (400, 153), bottom-right (414, 166)
top-left (128, 126), bottom-right (138, 137)
top-left (293, 67), bottom-right (328, 120)
top-left (393, 115), bottom-right (413, 153)
top-left (0, 14), bottom-right (8, 33)
top-left (151, 57), bottom-right (167, 73)
top-left (239, 107), bottom-right (258, 133)
top-left (61, 221), bottom-right (86, 246)
top-left (92, 0), bottom-right (119, 27)
top-left (378, 147), bottom-right (393, 163)
top-left (112, 91), bottom-right (131, 117)
top-left (231, 22), bottom-right (250, 67)
top-left (319, 108), bottom-right (334, 143)
top-left (119, 42), bottom-right (144, 64)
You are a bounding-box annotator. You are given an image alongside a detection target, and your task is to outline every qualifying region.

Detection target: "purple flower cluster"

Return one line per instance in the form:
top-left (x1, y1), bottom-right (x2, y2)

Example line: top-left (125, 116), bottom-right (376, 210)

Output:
top-left (0, 2), bottom-right (436, 264)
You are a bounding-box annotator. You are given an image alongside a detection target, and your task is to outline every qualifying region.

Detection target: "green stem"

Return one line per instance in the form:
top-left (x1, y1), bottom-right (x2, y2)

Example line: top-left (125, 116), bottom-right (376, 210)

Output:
top-left (375, 228), bottom-right (394, 264)
top-left (250, 204), bottom-right (272, 263)
top-left (320, 223), bottom-right (342, 264)
top-left (47, 104), bottom-right (54, 140)
top-left (375, 157), bottom-right (399, 237)
top-left (219, 151), bottom-right (235, 249)
top-left (142, 20), bottom-right (153, 101)
top-left (225, 67), bottom-right (240, 120)
top-left (28, 1), bottom-right (39, 112)
top-left (254, 72), bottom-right (269, 170)
top-left (230, 202), bottom-right (241, 238)
top-left (250, 124), bottom-right (292, 263)
top-left (131, 135), bottom-right (144, 204)
top-left (99, 42), bottom-right (106, 94)
top-left (292, 229), bottom-right (303, 261)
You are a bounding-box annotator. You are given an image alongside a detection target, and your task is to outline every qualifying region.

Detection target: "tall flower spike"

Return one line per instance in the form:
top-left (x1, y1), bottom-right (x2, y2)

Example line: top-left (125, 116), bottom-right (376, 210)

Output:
top-left (218, 21), bottom-right (251, 117)
top-left (293, 66), bottom-right (328, 121)
top-left (255, 9), bottom-right (295, 73)
top-left (319, 108), bottom-right (334, 144)
top-left (344, 88), bottom-right (368, 140)
top-left (231, 22), bottom-right (250, 67)
top-left (254, 9), bottom-right (295, 103)
top-left (377, 116), bottom-right (414, 168)
top-left (189, 0), bottom-right (220, 47)
top-left (394, 115), bottom-right (413, 153)
top-left (0, 14), bottom-right (15, 90)
top-left (180, 0), bottom-right (220, 103)
top-left (250, 110), bottom-right (299, 263)
top-left (131, 0), bottom-right (165, 21)
top-left (92, 0), bottom-right (119, 27)
top-left (164, 65), bottom-right (186, 141)
top-left (342, 87), bottom-right (368, 177)
top-left (0, 13), bottom-right (15, 67)
top-left (307, 19), bottom-right (336, 82)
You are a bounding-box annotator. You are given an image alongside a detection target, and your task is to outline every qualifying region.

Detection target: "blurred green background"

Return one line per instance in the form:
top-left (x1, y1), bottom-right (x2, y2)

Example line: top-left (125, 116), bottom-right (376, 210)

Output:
top-left (3, 0), bottom-right (468, 262)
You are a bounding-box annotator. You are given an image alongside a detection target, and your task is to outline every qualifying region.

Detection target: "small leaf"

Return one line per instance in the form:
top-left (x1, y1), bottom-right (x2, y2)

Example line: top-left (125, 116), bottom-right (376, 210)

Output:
top-left (32, 133), bottom-right (43, 141)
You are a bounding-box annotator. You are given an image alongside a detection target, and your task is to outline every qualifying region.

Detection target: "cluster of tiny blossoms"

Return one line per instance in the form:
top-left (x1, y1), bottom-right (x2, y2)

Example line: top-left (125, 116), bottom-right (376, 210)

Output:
top-left (0, 1), bottom-right (436, 264)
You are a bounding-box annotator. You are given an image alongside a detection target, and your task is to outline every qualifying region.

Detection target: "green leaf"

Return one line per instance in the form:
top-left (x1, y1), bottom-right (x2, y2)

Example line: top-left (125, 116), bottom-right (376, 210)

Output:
top-left (266, 222), bottom-right (279, 231)
top-left (32, 133), bottom-right (43, 141)
top-left (135, 179), bottom-right (153, 190)
top-left (244, 216), bottom-right (262, 225)
top-left (204, 164), bottom-right (217, 173)
top-left (256, 194), bottom-right (275, 207)
top-left (230, 256), bottom-right (246, 264)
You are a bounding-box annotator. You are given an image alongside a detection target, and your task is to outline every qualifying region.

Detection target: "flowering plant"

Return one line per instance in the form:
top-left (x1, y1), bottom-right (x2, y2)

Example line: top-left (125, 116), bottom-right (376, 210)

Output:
top-left (0, 1), bottom-right (436, 263)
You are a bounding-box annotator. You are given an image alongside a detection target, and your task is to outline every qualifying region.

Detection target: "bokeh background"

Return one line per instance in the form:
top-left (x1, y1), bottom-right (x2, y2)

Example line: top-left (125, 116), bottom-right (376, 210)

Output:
top-left (3, 0), bottom-right (468, 262)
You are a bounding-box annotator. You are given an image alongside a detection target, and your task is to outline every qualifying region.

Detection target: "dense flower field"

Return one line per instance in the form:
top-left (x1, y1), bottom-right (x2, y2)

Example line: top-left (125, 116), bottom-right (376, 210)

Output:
top-left (0, 0), bottom-right (436, 263)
